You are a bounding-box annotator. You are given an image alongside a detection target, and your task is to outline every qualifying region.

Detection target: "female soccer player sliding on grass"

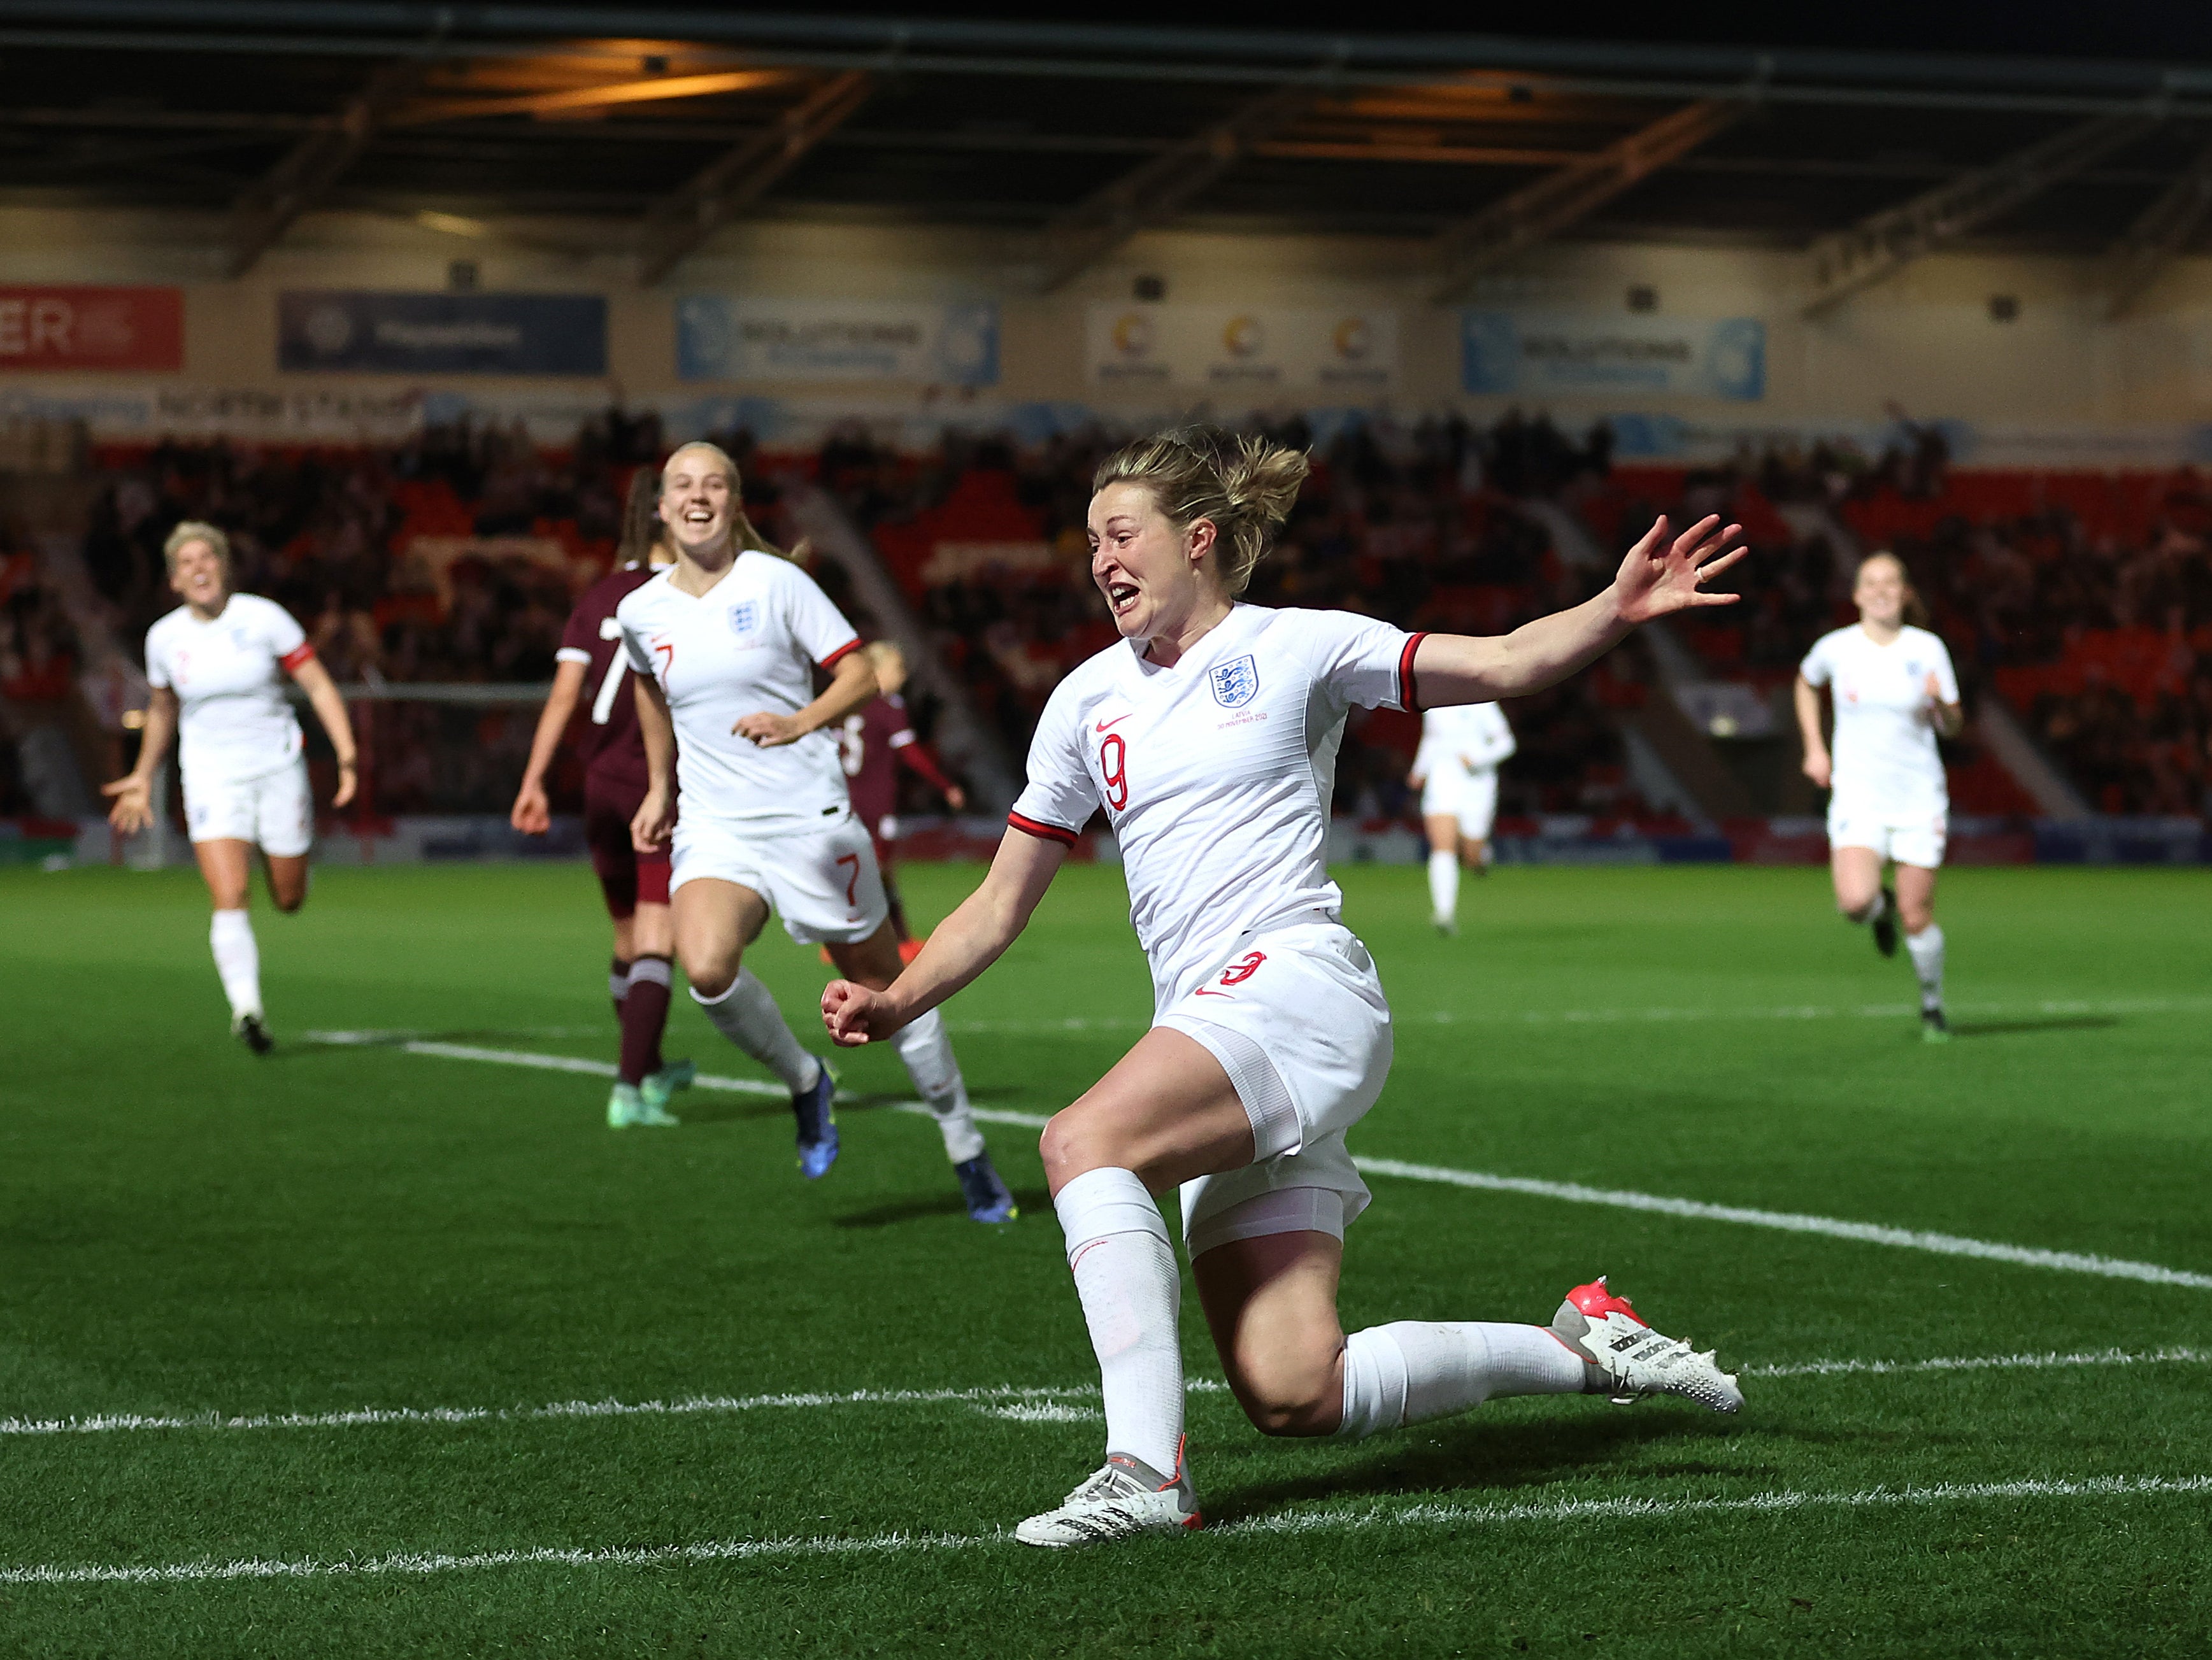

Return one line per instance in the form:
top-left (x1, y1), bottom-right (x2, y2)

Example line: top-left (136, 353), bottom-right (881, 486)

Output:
top-left (623, 442), bottom-right (1016, 1223)
top-left (103, 521), bottom-right (357, 1053)
top-left (511, 470), bottom-right (693, 1128)
top-left (1794, 551), bottom-right (1963, 1041)
top-left (824, 427), bottom-right (1748, 1547)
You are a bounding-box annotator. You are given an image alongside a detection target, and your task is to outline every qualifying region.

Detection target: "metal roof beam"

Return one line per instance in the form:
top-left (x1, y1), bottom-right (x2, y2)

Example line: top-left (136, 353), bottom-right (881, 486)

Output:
top-left (222, 55), bottom-right (428, 276)
top-left (636, 70), bottom-right (873, 285)
top-left (1802, 110), bottom-right (2162, 315)
top-left (1036, 80), bottom-right (1322, 292)
top-left (1431, 97), bottom-right (1749, 301)
top-left (2101, 138), bottom-right (2212, 319)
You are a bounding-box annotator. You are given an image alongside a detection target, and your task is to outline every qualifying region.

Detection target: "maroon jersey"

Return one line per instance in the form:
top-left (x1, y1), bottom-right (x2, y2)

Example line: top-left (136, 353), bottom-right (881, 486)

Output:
top-left (556, 563), bottom-right (660, 793)
top-left (837, 692), bottom-right (955, 827)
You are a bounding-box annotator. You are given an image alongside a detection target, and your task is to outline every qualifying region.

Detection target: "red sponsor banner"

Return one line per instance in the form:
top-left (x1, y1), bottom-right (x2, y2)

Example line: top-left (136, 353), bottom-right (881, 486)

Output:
top-left (0, 286), bottom-right (183, 371)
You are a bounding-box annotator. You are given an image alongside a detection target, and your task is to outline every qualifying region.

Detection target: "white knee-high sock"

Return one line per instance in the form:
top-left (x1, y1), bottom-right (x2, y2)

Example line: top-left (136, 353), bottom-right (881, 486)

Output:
top-left (1427, 850), bottom-right (1459, 922)
top-left (1906, 924), bottom-right (1946, 1007)
top-left (888, 1007), bottom-right (983, 1163)
top-left (1055, 1167), bottom-right (1184, 1475)
top-left (208, 909), bottom-right (261, 1019)
top-left (1336, 1321), bottom-right (1585, 1440)
top-left (691, 971), bottom-right (820, 1093)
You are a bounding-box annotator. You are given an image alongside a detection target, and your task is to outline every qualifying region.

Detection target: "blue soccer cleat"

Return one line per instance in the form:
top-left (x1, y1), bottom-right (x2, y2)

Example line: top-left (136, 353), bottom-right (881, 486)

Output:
top-left (953, 1152), bottom-right (1018, 1223)
top-left (793, 1061), bottom-right (839, 1179)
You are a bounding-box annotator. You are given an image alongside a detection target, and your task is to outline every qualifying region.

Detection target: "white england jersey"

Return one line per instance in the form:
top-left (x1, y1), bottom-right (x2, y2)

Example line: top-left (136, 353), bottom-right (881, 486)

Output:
top-left (617, 551), bottom-right (864, 833)
top-left (143, 594), bottom-right (310, 786)
top-left (1010, 604), bottom-right (1422, 1009)
top-left (1799, 623), bottom-right (1958, 820)
top-left (1413, 701), bottom-right (1515, 779)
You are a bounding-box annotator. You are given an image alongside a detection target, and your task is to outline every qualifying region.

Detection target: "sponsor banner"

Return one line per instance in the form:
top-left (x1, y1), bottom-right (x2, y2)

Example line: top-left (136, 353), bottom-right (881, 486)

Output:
top-left (1086, 305), bottom-right (1399, 393)
top-left (676, 296), bottom-right (999, 385)
top-left (0, 286), bottom-right (182, 372)
top-left (279, 292), bottom-right (607, 376)
top-left (1462, 311), bottom-right (1766, 401)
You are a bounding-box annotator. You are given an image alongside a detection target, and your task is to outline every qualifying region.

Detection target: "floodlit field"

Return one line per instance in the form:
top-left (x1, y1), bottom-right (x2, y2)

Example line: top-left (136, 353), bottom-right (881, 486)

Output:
top-left (1, 860), bottom-right (2207, 1656)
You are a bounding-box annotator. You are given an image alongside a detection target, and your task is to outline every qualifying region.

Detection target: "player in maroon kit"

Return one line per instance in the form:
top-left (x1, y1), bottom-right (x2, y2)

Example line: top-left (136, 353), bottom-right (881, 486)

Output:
top-left (512, 471), bottom-right (694, 1128)
top-left (838, 641), bottom-right (966, 961)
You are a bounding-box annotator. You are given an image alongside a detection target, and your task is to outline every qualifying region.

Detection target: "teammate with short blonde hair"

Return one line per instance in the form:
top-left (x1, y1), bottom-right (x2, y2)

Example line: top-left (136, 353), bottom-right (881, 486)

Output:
top-left (104, 521), bottom-right (357, 1052)
top-left (1795, 550), bottom-right (1962, 1040)
top-left (624, 443), bottom-right (1014, 1220)
top-left (1408, 700), bottom-right (1515, 933)
top-left (824, 425), bottom-right (1745, 1547)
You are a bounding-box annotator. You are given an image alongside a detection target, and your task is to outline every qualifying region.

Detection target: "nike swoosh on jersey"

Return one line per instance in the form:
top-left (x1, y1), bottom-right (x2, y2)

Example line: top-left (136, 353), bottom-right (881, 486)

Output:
top-left (1095, 713), bottom-right (1132, 732)
top-left (1192, 988), bottom-right (1236, 998)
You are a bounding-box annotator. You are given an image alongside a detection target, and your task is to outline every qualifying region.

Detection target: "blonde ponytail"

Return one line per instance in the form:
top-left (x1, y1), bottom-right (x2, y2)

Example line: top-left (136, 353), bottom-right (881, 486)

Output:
top-left (1093, 425), bottom-right (1308, 597)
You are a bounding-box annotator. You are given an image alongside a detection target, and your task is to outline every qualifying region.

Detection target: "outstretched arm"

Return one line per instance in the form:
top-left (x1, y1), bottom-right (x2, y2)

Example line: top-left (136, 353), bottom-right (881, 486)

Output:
top-left (102, 687), bottom-right (178, 833)
top-left (1411, 514), bottom-right (1744, 706)
top-left (289, 655), bottom-right (359, 809)
top-left (511, 659), bottom-right (587, 834)
top-left (822, 826), bottom-right (1066, 1044)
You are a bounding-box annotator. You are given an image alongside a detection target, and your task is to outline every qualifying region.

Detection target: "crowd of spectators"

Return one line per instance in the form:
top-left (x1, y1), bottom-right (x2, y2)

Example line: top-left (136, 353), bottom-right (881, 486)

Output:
top-left (6, 406), bottom-right (2204, 824)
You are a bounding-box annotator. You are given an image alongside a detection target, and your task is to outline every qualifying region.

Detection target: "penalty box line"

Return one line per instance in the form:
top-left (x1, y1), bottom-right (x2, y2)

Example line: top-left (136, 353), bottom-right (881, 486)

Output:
top-left (5, 1347), bottom-right (2206, 1440)
top-left (315, 1034), bottom-right (2212, 1293)
top-left (4, 1473), bottom-right (2209, 1587)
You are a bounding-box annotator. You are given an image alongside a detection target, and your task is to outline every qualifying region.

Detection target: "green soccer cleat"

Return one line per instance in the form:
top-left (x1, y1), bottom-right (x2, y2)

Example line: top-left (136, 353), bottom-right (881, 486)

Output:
top-left (639, 1057), bottom-right (695, 1120)
top-left (607, 1081), bottom-right (679, 1129)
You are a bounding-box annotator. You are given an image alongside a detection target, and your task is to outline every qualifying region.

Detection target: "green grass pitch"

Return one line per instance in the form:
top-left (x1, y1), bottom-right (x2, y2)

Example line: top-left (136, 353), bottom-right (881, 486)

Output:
top-left (1, 858), bottom-right (2207, 1656)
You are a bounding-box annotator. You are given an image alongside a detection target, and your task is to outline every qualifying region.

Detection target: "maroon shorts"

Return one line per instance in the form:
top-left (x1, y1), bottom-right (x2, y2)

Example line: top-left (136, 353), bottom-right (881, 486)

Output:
top-left (583, 776), bottom-right (669, 919)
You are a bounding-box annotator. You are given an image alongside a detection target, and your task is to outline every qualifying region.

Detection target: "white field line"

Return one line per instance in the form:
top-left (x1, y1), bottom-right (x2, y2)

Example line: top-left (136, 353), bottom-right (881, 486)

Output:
top-left (1746, 1345), bottom-right (2212, 1379)
top-left (5, 1347), bottom-right (2202, 1442)
top-left (6, 1473), bottom-right (2208, 1587)
top-left (322, 1033), bottom-right (2212, 1291)
top-left (939, 993), bottom-right (2212, 1037)
top-left (1352, 1157), bottom-right (2212, 1291)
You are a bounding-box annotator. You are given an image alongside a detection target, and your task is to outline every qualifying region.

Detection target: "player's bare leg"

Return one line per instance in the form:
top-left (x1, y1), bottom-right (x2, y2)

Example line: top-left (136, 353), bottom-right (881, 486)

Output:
top-left (1459, 833), bottom-right (1491, 877)
top-left (193, 837), bottom-right (272, 1053)
top-left (827, 919), bottom-right (1011, 1222)
top-left (1895, 862), bottom-right (1948, 1039)
top-left (1423, 812), bottom-right (1461, 933)
top-left (1831, 844), bottom-right (1897, 957)
top-left (677, 879), bottom-right (834, 1171)
top-left (1018, 1032), bottom-right (1252, 1546)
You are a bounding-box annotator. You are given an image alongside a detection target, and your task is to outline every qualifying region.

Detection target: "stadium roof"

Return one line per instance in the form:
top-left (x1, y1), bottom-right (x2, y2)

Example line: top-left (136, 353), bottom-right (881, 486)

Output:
top-left (6, 2), bottom-right (2212, 309)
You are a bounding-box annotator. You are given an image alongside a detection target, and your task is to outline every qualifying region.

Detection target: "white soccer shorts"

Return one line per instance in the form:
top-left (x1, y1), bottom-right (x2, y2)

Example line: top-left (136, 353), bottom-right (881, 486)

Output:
top-left (1156, 918), bottom-right (1394, 1259)
top-left (1421, 765), bottom-right (1499, 842)
top-left (1828, 804), bottom-right (1947, 870)
top-left (669, 810), bottom-right (888, 945)
top-left (183, 760), bottom-right (313, 858)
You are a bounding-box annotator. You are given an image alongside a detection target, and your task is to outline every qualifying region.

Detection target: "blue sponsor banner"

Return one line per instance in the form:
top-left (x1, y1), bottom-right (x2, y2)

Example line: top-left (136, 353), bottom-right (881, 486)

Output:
top-left (676, 295), bottom-right (998, 385)
top-left (1462, 311), bottom-right (1765, 401)
top-left (279, 291), bottom-right (606, 376)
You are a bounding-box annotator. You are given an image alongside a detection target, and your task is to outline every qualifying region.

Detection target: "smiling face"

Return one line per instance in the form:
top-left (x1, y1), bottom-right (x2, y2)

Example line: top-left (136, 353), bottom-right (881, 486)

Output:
top-left (1087, 481), bottom-right (1218, 646)
top-left (168, 537), bottom-right (229, 616)
top-left (658, 444), bottom-right (739, 563)
top-left (1853, 555), bottom-right (1908, 632)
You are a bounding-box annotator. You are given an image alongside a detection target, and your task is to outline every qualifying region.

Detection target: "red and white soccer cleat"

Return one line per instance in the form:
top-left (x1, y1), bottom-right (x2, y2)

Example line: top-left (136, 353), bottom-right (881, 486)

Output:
top-left (1014, 1438), bottom-right (1202, 1548)
top-left (1549, 1276), bottom-right (1743, 1412)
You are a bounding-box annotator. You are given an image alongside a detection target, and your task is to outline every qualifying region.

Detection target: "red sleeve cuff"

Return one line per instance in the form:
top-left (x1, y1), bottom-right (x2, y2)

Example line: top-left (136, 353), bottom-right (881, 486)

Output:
top-left (280, 644), bottom-right (316, 672)
top-left (1397, 631), bottom-right (1429, 713)
top-left (1007, 810), bottom-right (1078, 847)
top-left (819, 637), bottom-right (864, 671)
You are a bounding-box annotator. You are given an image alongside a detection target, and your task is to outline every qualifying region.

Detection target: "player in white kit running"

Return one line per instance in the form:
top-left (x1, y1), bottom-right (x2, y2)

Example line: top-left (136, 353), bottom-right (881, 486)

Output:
top-left (1407, 700), bottom-right (1515, 932)
top-left (1794, 551), bottom-right (1963, 1040)
top-left (622, 443), bottom-right (1015, 1222)
top-left (103, 521), bottom-right (358, 1053)
top-left (823, 428), bottom-right (1746, 1547)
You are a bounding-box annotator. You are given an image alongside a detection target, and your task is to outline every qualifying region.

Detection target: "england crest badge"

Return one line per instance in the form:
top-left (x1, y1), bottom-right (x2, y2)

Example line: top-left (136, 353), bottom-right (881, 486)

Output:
top-left (1209, 653), bottom-right (1259, 709)
top-left (727, 600), bottom-right (759, 635)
